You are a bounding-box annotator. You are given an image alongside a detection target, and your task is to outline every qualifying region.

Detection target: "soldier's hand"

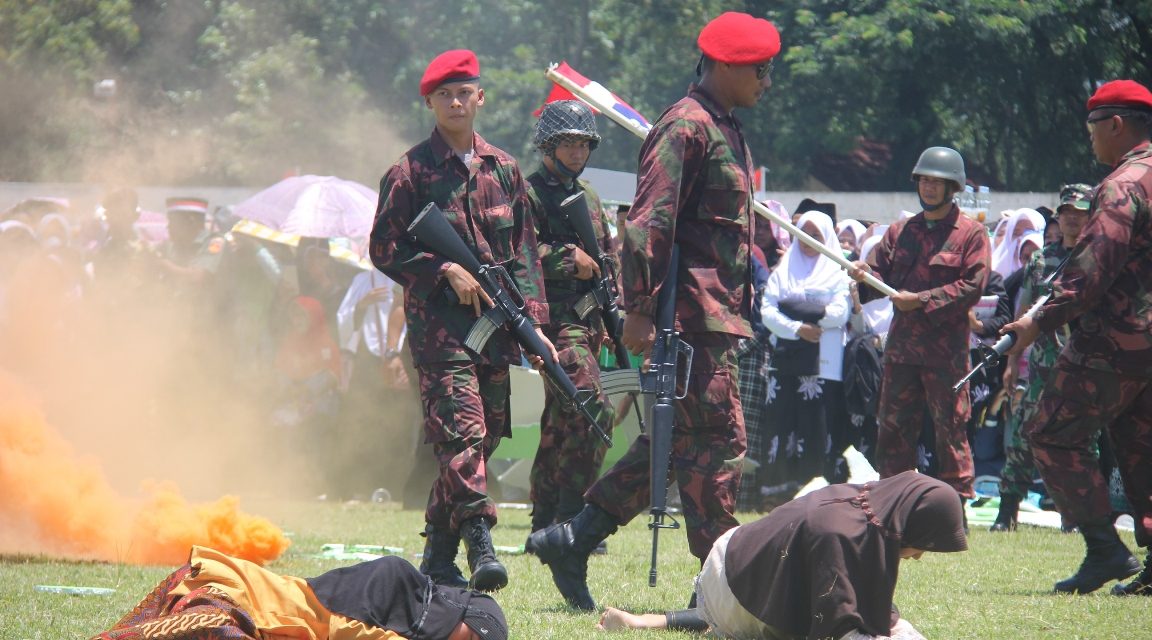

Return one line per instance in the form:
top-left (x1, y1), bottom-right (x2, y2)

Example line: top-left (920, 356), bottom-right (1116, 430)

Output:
top-left (1002, 315), bottom-right (1041, 356)
top-left (525, 328), bottom-right (559, 371)
top-left (445, 263), bottom-right (493, 317)
top-left (571, 247), bottom-right (601, 280)
top-left (621, 312), bottom-right (656, 359)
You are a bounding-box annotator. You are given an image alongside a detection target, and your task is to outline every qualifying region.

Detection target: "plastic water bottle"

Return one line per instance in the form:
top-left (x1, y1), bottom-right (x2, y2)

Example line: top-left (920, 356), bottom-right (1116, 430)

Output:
top-left (975, 186), bottom-right (991, 222)
top-left (956, 185), bottom-right (976, 215)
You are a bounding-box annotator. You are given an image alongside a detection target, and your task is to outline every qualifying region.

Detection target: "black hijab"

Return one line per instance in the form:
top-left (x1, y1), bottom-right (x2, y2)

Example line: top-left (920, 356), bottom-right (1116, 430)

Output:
top-left (724, 471), bottom-right (966, 640)
top-left (306, 556), bottom-right (507, 640)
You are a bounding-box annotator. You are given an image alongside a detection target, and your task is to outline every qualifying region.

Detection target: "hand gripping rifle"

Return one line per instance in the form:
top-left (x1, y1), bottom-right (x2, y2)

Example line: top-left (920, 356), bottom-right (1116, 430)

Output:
top-left (953, 251), bottom-right (1074, 392)
top-left (560, 190), bottom-right (647, 434)
top-left (408, 202), bottom-right (612, 446)
top-left (597, 246), bottom-right (693, 586)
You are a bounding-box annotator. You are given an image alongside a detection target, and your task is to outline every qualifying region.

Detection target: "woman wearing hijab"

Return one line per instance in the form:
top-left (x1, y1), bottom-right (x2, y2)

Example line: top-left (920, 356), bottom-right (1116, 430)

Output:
top-left (91, 546), bottom-right (507, 640)
top-left (836, 219), bottom-right (868, 259)
top-left (990, 209), bottom-right (1045, 277)
top-left (595, 472), bottom-right (967, 640)
top-left (759, 211), bottom-right (853, 500)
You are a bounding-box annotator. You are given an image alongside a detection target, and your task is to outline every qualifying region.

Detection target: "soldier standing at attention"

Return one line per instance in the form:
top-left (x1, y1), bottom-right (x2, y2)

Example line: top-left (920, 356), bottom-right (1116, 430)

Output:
top-left (369, 49), bottom-right (556, 593)
top-left (524, 100), bottom-right (618, 538)
top-left (849, 147), bottom-right (990, 523)
top-left (1004, 79), bottom-right (1152, 596)
top-left (529, 12), bottom-right (779, 610)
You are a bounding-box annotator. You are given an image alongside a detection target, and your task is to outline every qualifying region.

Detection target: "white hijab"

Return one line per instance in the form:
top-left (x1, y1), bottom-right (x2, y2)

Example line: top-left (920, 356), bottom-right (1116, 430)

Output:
top-left (765, 210), bottom-right (846, 302)
top-left (992, 208), bottom-right (1046, 276)
top-left (836, 219), bottom-right (867, 248)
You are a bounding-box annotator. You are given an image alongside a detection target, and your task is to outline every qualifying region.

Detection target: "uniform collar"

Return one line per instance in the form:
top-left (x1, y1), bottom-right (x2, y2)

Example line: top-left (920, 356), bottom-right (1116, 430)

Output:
top-left (688, 84), bottom-right (742, 128)
top-left (428, 128), bottom-right (495, 167)
top-left (912, 203), bottom-right (961, 229)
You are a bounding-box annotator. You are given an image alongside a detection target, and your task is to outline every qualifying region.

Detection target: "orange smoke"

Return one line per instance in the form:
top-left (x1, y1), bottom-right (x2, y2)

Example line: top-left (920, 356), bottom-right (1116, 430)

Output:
top-left (0, 372), bottom-right (290, 565)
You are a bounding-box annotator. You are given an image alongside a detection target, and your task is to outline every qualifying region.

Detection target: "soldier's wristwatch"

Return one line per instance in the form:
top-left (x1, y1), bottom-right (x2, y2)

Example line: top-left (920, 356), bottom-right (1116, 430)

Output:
top-left (918, 291), bottom-right (931, 304)
top-left (383, 348), bottom-right (400, 360)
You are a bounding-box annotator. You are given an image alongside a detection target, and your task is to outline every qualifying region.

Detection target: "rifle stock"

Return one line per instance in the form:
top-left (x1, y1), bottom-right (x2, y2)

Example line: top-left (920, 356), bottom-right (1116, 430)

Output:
top-left (408, 202), bottom-right (612, 446)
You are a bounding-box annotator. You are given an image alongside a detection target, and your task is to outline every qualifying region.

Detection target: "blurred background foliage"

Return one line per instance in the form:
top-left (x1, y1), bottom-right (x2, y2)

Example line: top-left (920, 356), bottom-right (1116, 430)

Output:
top-left (0, 0), bottom-right (1148, 190)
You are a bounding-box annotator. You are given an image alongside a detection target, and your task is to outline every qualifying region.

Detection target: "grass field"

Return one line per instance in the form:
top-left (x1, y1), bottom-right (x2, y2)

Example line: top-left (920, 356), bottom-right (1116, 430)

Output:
top-left (2, 500), bottom-right (1149, 639)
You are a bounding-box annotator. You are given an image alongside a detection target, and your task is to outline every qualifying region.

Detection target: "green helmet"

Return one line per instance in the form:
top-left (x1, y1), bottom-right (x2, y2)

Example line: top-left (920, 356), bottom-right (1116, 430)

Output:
top-left (911, 146), bottom-right (966, 190)
top-left (535, 100), bottom-right (600, 152)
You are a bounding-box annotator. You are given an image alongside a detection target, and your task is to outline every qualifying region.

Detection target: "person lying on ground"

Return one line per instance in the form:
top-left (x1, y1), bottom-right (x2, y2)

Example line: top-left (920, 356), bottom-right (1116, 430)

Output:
top-left (90, 545), bottom-right (506, 640)
top-left (593, 471), bottom-right (966, 640)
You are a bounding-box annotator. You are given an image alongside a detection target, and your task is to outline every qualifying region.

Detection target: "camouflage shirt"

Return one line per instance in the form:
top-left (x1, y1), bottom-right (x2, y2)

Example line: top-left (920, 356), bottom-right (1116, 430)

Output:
top-left (619, 85), bottom-right (754, 337)
top-left (1018, 242), bottom-right (1073, 374)
top-left (525, 166), bottom-right (618, 327)
top-left (369, 128), bottom-right (548, 366)
top-left (865, 204), bottom-right (990, 371)
top-left (1036, 141), bottom-right (1152, 376)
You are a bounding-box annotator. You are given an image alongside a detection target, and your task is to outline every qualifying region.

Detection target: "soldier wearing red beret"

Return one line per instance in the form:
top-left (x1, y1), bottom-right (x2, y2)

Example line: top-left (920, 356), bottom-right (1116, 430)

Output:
top-left (1005, 79), bottom-right (1152, 596)
top-left (529, 12), bottom-right (779, 610)
top-left (369, 49), bottom-right (556, 593)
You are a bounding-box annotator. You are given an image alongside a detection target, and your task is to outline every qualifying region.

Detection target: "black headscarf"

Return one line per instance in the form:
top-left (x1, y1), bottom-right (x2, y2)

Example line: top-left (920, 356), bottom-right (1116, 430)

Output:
top-left (724, 471), bottom-right (966, 640)
top-left (306, 556), bottom-right (507, 640)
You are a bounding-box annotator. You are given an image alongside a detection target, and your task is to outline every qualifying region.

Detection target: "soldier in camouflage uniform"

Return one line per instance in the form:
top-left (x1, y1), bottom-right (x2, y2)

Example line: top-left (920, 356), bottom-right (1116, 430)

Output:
top-left (525, 100), bottom-right (617, 536)
top-left (368, 49), bottom-right (555, 593)
top-left (991, 184), bottom-right (1093, 532)
top-left (1005, 79), bottom-right (1152, 595)
top-left (851, 147), bottom-right (990, 515)
top-left (528, 12), bottom-right (779, 611)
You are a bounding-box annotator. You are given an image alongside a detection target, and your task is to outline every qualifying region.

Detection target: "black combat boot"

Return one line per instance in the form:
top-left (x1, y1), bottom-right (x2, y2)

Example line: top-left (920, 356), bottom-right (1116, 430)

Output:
top-left (989, 495), bottom-right (1020, 532)
top-left (525, 503), bottom-right (557, 555)
top-left (526, 502), bottom-right (618, 610)
top-left (1053, 522), bottom-right (1141, 594)
top-left (1111, 552), bottom-right (1152, 596)
top-left (556, 489), bottom-right (607, 555)
top-left (418, 525), bottom-right (468, 588)
top-left (460, 516), bottom-right (508, 592)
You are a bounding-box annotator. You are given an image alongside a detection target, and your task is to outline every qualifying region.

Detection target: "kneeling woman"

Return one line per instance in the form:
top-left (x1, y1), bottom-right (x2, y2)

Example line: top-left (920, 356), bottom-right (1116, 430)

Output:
top-left (91, 546), bottom-right (506, 640)
top-left (598, 472), bottom-right (966, 640)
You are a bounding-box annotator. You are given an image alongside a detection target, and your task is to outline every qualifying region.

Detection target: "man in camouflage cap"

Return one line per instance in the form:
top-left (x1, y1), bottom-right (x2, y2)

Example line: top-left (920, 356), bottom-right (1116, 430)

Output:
top-left (529, 11), bottom-right (779, 610)
top-left (993, 183), bottom-right (1093, 534)
top-left (1006, 79), bottom-right (1152, 596)
top-left (369, 49), bottom-right (556, 593)
top-left (523, 100), bottom-right (618, 541)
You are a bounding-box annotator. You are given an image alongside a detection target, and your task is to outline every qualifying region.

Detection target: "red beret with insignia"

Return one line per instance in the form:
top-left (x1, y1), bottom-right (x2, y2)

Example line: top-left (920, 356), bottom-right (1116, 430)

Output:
top-left (420, 49), bottom-right (481, 96)
top-left (697, 12), bottom-right (781, 65)
top-left (1086, 79), bottom-right (1152, 112)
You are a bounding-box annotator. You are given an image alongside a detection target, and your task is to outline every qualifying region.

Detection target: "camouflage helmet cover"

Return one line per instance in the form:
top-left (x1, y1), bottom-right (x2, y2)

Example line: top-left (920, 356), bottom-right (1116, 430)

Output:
top-left (535, 100), bottom-right (600, 152)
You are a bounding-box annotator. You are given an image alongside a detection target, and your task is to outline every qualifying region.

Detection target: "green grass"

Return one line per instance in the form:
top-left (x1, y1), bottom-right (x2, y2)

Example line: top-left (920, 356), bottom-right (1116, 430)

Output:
top-left (2, 502), bottom-right (1150, 639)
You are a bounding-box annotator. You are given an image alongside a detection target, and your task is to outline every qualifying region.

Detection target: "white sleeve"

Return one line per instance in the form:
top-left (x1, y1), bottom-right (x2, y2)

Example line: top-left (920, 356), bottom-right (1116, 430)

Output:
top-left (838, 618), bottom-right (927, 640)
top-left (818, 278), bottom-right (852, 329)
top-left (761, 288), bottom-right (803, 340)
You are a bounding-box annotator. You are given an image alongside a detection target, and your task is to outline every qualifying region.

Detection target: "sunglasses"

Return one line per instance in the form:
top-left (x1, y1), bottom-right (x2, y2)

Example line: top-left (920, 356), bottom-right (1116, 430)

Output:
top-left (755, 59), bottom-right (775, 80)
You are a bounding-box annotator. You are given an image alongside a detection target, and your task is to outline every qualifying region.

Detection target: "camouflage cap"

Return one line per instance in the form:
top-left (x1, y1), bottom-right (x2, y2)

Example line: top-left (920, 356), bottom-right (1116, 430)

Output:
top-left (1056, 183), bottom-right (1092, 215)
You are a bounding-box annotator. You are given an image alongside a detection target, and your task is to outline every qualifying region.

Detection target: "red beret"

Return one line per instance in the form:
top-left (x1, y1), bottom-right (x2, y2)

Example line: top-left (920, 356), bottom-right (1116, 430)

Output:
top-left (697, 12), bottom-right (781, 65)
top-left (420, 49), bottom-right (480, 96)
top-left (1086, 79), bottom-right (1152, 112)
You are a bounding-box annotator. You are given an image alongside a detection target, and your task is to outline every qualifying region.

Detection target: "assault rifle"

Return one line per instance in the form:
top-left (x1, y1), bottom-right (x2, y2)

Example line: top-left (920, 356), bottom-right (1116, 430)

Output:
top-left (408, 202), bottom-right (612, 446)
top-left (560, 190), bottom-right (646, 433)
top-left (598, 246), bottom-right (693, 586)
top-left (953, 251), bottom-right (1074, 392)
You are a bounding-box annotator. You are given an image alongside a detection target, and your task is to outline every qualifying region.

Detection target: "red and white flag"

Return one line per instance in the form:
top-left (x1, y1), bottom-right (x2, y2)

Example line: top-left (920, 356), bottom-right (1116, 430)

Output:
top-left (538, 61), bottom-right (652, 134)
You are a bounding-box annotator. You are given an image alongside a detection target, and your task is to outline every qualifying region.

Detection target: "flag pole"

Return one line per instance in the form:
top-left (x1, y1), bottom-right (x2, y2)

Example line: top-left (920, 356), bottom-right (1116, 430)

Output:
top-left (544, 63), bottom-right (898, 298)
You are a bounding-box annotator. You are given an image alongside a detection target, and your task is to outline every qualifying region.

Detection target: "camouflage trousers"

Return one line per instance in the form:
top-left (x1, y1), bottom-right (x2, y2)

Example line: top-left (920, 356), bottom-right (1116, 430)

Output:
top-left (586, 332), bottom-right (746, 560)
top-left (877, 361), bottom-right (974, 497)
top-left (1000, 363), bottom-right (1102, 500)
top-left (1026, 360), bottom-right (1152, 546)
top-left (531, 322), bottom-right (615, 522)
top-left (416, 360), bottom-right (510, 532)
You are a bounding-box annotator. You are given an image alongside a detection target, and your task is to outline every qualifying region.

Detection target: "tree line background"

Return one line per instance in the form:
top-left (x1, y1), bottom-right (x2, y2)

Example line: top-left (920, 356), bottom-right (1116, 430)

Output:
top-left (1, 0), bottom-right (1149, 192)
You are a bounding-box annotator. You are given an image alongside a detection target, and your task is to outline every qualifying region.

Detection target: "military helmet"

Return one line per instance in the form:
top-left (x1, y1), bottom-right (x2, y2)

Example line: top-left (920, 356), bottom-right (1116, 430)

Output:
top-left (911, 146), bottom-right (966, 190)
top-left (535, 100), bottom-right (600, 152)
